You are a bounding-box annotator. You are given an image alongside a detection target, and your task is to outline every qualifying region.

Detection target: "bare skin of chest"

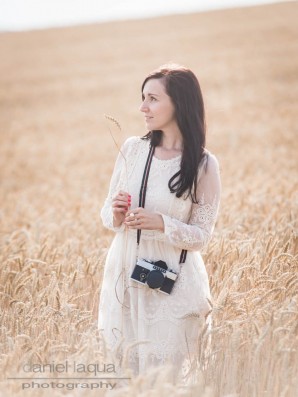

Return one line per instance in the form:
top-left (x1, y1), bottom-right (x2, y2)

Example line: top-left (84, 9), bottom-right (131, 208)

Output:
top-left (154, 146), bottom-right (182, 160)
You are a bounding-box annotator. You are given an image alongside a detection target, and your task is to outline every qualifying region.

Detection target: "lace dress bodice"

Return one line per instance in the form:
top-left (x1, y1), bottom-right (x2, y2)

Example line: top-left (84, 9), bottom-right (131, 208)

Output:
top-left (101, 136), bottom-right (221, 254)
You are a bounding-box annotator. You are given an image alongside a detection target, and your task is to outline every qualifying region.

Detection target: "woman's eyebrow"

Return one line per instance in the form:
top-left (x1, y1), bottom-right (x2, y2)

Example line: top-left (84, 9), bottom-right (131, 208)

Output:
top-left (143, 92), bottom-right (160, 97)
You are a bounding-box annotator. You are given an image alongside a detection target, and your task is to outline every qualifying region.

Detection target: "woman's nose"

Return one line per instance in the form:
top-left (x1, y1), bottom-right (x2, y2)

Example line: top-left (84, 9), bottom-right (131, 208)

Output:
top-left (139, 101), bottom-right (148, 113)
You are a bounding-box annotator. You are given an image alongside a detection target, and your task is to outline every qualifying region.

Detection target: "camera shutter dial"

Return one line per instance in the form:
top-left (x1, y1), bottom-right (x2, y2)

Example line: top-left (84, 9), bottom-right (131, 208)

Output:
top-left (140, 272), bottom-right (147, 281)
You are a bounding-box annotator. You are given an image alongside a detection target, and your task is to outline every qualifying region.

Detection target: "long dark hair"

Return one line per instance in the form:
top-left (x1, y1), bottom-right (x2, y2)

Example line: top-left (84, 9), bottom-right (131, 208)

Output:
top-left (141, 64), bottom-right (208, 203)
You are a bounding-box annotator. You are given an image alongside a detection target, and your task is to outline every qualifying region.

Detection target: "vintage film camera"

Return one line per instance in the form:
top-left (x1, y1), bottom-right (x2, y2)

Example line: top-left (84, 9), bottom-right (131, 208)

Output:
top-left (130, 259), bottom-right (178, 295)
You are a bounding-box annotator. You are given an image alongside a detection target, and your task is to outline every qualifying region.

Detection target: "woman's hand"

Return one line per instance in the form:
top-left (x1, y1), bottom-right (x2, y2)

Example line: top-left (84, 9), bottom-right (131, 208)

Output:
top-left (112, 190), bottom-right (131, 227)
top-left (124, 207), bottom-right (164, 232)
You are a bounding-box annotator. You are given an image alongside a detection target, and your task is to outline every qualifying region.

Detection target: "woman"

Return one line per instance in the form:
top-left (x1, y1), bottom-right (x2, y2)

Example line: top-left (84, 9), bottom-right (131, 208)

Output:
top-left (98, 64), bottom-right (221, 382)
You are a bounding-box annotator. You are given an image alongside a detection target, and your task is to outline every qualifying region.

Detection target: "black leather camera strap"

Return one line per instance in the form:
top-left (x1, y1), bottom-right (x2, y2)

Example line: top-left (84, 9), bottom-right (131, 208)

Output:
top-left (137, 143), bottom-right (187, 264)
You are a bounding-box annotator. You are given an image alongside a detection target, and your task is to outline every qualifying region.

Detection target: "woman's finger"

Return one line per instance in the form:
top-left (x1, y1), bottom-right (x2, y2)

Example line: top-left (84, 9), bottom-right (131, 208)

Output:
top-left (128, 219), bottom-right (143, 229)
top-left (113, 207), bottom-right (128, 213)
top-left (112, 195), bottom-right (126, 202)
top-left (113, 193), bottom-right (131, 208)
top-left (125, 212), bottom-right (144, 226)
top-left (117, 190), bottom-right (131, 200)
top-left (124, 211), bottom-right (138, 222)
top-left (112, 198), bottom-right (129, 207)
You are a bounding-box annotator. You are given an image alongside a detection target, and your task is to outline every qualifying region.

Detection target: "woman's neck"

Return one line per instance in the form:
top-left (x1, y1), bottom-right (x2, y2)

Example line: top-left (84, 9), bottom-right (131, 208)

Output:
top-left (159, 128), bottom-right (183, 151)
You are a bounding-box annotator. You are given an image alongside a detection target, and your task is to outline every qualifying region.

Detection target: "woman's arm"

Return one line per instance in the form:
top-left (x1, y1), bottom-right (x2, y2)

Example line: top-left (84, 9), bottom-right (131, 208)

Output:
top-left (100, 137), bottom-right (135, 232)
top-left (124, 152), bottom-right (221, 251)
top-left (159, 153), bottom-right (221, 251)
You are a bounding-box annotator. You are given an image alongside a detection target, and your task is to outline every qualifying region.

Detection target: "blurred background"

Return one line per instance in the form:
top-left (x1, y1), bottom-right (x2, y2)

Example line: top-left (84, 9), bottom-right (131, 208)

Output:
top-left (0, 0), bottom-right (289, 31)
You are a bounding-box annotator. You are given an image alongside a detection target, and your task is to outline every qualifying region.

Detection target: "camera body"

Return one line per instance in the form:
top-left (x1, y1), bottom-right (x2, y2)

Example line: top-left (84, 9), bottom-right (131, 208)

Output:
top-left (130, 258), bottom-right (178, 295)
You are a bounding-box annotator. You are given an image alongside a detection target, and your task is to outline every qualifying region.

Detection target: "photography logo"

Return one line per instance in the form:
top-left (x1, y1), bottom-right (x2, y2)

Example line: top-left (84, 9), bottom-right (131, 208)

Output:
top-left (7, 360), bottom-right (131, 391)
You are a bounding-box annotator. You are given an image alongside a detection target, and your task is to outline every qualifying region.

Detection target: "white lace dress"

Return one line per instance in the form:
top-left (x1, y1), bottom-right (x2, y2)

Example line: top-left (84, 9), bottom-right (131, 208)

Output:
top-left (98, 136), bottom-right (221, 382)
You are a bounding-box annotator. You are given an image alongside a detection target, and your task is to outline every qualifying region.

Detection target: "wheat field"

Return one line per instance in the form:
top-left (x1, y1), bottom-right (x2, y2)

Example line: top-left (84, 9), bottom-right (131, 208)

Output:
top-left (0, 2), bottom-right (297, 396)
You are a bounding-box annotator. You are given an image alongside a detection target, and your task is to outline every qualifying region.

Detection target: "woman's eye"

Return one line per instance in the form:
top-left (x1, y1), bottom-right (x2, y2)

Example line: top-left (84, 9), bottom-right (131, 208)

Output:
top-left (141, 96), bottom-right (156, 103)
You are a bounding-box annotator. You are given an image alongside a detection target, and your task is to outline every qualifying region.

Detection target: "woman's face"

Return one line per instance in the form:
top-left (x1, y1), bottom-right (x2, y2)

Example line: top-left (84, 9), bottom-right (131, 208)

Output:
top-left (140, 78), bottom-right (176, 131)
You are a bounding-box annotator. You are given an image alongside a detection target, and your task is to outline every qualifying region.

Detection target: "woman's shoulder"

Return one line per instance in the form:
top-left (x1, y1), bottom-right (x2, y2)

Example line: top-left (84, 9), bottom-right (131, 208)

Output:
top-left (122, 135), bottom-right (147, 150)
top-left (201, 148), bottom-right (220, 174)
top-left (205, 148), bottom-right (219, 162)
top-left (120, 135), bottom-right (149, 161)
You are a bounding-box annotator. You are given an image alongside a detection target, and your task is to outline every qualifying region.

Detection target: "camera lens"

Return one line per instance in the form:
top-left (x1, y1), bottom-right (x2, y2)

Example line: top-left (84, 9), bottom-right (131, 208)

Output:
top-left (146, 270), bottom-right (164, 289)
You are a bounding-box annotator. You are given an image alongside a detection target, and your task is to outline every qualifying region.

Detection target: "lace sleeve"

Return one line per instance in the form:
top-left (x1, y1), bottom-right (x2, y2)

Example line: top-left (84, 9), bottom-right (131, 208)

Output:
top-left (100, 138), bottom-right (133, 232)
top-left (159, 153), bottom-right (221, 251)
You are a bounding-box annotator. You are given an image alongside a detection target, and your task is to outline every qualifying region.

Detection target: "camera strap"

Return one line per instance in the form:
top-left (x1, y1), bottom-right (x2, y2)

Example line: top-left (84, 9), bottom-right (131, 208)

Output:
top-left (137, 143), bottom-right (187, 264)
